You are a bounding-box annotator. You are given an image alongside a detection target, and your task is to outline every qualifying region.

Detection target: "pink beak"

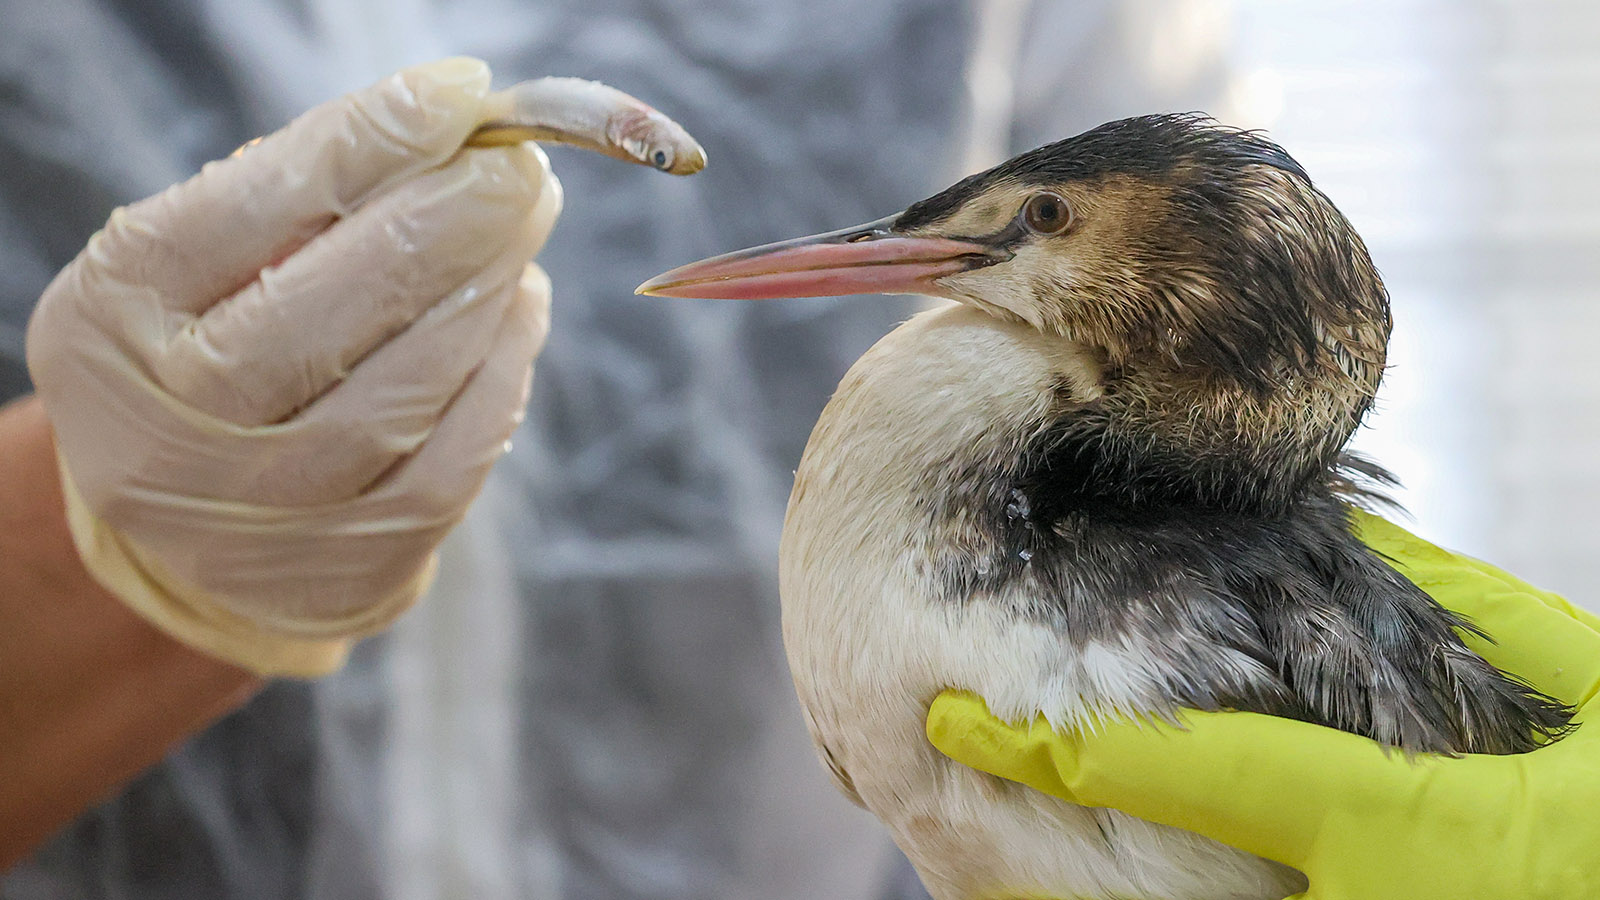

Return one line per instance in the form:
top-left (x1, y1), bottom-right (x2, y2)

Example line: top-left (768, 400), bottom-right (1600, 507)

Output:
top-left (635, 216), bottom-right (1004, 300)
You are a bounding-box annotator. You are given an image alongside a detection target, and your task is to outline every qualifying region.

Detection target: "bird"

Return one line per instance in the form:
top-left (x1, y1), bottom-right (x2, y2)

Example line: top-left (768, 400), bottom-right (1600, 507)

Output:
top-left (637, 114), bottom-right (1575, 900)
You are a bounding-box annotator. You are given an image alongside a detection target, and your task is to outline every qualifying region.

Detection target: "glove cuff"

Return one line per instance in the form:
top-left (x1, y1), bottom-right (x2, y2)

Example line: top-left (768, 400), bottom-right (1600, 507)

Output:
top-left (56, 460), bottom-right (370, 678)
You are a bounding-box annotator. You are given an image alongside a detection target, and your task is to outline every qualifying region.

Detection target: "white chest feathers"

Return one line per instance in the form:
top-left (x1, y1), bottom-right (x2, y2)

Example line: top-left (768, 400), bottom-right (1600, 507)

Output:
top-left (778, 304), bottom-right (1304, 900)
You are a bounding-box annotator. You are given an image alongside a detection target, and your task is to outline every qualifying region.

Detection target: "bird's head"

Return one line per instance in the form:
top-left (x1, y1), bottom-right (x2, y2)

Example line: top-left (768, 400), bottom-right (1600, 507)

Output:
top-left (642, 115), bottom-right (1392, 505)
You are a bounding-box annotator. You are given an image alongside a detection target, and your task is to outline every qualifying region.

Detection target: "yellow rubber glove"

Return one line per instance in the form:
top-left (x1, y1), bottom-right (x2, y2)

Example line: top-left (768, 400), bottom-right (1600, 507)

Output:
top-left (927, 511), bottom-right (1600, 900)
top-left (25, 59), bottom-right (559, 677)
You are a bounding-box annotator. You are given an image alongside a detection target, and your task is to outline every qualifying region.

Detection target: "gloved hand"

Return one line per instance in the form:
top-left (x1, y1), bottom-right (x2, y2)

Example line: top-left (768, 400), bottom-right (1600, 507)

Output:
top-left (927, 510), bottom-right (1600, 900)
top-left (25, 58), bottom-right (559, 677)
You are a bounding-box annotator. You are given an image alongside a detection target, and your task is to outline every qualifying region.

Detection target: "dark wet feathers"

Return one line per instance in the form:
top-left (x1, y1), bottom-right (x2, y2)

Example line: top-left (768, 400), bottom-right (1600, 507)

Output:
top-left (931, 444), bottom-right (1573, 755)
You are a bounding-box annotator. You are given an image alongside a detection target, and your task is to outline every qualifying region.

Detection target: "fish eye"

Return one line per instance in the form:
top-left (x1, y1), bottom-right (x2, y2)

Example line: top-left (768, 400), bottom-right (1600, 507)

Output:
top-left (1021, 192), bottom-right (1072, 235)
top-left (653, 149), bottom-right (669, 168)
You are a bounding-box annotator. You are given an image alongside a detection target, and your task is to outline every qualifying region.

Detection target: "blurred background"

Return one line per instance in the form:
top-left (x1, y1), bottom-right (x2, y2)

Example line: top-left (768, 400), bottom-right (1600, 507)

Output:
top-left (1, 1), bottom-right (1597, 898)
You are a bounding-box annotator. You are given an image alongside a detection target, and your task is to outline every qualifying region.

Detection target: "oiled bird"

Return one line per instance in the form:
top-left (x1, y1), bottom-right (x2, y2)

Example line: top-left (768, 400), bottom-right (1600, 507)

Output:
top-left (639, 115), bottom-right (1574, 900)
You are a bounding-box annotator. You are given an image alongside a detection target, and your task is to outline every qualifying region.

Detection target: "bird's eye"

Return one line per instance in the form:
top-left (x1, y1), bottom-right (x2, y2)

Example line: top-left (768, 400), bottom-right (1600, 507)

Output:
top-left (1021, 192), bottom-right (1072, 235)
top-left (653, 149), bottom-right (669, 168)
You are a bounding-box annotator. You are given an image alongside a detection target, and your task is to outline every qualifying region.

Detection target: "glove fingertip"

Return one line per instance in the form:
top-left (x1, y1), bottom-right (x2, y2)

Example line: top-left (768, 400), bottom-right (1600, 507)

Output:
top-left (405, 57), bottom-right (493, 97)
top-left (396, 58), bottom-right (493, 131)
top-left (926, 690), bottom-right (995, 748)
top-left (360, 58), bottom-right (493, 164)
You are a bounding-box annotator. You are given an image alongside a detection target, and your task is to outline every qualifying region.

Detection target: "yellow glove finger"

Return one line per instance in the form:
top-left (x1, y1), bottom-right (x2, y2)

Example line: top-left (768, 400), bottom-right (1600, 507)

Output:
top-left (1353, 511), bottom-right (1600, 707)
top-left (1352, 509), bottom-right (1600, 631)
top-left (1453, 556), bottom-right (1600, 635)
top-left (926, 691), bottom-right (1089, 803)
top-left (930, 691), bottom-right (1427, 870)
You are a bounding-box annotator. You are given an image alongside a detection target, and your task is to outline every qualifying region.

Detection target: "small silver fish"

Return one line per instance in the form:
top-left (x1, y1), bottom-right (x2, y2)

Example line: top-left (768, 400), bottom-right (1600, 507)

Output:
top-left (465, 76), bottom-right (706, 175)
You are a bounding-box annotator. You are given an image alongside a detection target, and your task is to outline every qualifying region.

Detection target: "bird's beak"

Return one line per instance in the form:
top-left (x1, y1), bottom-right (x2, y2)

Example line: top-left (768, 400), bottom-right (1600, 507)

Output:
top-left (636, 215), bottom-right (1003, 299)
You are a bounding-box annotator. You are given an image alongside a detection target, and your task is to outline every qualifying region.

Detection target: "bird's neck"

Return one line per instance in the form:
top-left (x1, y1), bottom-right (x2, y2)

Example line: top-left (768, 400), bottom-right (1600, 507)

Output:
top-left (1053, 357), bottom-right (1369, 516)
top-left (809, 304), bottom-right (1375, 539)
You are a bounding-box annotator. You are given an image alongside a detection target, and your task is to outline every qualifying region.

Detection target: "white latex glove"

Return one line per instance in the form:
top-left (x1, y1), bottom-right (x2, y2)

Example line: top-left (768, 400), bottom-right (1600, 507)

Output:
top-left (26, 58), bottom-right (559, 676)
